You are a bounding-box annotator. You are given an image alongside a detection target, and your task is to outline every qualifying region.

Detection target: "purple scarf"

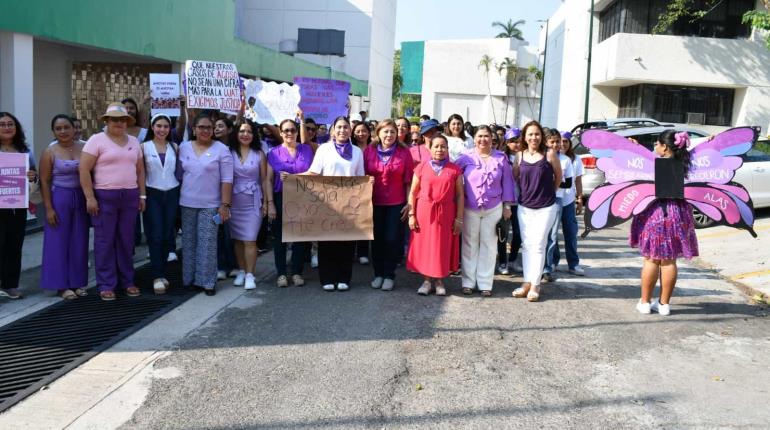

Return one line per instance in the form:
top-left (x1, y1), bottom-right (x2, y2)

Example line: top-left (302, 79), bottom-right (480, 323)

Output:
top-left (377, 144), bottom-right (396, 163)
top-left (334, 140), bottom-right (353, 160)
top-left (430, 158), bottom-right (448, 174)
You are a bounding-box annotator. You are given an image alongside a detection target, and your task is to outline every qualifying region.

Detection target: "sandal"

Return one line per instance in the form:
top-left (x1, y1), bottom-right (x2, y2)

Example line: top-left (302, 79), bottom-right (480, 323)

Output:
top-left (126, 286), bottom-right (141, 297)
top-left (99, 290), bottom-right (116, 301)
top-left (59, 289), bottom-right (77, 300)
top-left (74, 288), bottom-right (88, 297)
top-left (527, 285), bottom-right (541, 302)
top-left (481, 290), bottom-right (492, 297)
top-left (153, 279), bottom-right (167, 295)
top-left (462, 287), bottom-right (474, 295)
top-left (434, 283), bottom-right (446, 296)
top-left (512, 283), bottom-right (531, 298)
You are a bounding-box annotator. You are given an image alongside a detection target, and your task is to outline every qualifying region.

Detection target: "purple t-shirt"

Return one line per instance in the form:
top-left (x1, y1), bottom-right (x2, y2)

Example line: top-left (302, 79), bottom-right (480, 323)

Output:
top-left (267, 143), bottom-right (314, 193)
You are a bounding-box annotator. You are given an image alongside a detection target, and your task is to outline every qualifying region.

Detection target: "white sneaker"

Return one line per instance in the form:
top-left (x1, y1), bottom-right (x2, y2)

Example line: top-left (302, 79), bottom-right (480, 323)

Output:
top-left (167, 252), bottom-right (178, 262)
top-left (371, 277), bottom-right (384, 289)
top-left (337, 283), bottom-right (350, 291)
top-left (276, 275), bottom-right (289, 288)
top-left (322, 283), bottom-right (335, 291)
top-left (311, 255), bottom-right (319, 268)
top-left (569, 265), bottom-right (586, 276)
top-left (244, 274), bottom-right (256, 290)
top-left (650, 298), bottom-right (671, 316)
top-left (382, 278), bottom-right (394, 291)
top-left (359, 256), bottom-right (370, 265)
top-left (498, 264), bottom-right (510, 275)
top-left (233, 270), bottom-right (246, 286)
top-left (291, 274), bottom-right (305, 287)
top-left (636, 300), bottom-right (652, 314)
top-left (228, 269), bottom-right (240, 278)
top-left (217, 270), bottom-right (227, 280)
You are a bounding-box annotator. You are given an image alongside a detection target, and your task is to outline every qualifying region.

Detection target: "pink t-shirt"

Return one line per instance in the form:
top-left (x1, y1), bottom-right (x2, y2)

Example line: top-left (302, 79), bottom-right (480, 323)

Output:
top-left (82, 132), bottom-right (141, 190)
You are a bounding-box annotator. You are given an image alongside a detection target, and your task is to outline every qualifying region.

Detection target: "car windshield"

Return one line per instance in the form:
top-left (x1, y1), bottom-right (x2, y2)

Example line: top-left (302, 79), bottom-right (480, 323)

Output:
top-left (574, 130), bottom-right (708, 156)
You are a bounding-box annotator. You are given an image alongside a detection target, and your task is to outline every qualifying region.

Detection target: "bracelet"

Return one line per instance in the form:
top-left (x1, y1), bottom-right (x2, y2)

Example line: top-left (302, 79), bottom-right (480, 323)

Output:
top-left (222, 203), bottom-right (231, 208)
top-left (455, 219), bottom-right (463, 224)
top-left (139, 195), bottom-right (147, 200)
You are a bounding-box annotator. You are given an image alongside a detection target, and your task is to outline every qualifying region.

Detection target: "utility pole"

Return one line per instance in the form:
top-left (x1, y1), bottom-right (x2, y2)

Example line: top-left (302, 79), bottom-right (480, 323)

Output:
top-left (583, 0), bottom-right (595, 123)
top-left (537, 19), bottom-right (549, 122)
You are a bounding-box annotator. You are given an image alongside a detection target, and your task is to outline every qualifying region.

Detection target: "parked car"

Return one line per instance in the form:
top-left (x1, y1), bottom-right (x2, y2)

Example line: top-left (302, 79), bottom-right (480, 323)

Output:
top-left (570, 117), bottom-right (666, 135)
top-left (574, 126), bottom-right (770, 228)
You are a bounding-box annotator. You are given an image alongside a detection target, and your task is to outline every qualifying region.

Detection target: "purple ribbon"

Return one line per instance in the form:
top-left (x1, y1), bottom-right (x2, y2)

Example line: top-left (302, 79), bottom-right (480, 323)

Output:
top-left (430, 158), bottom-right (448, 174)
top-left (377, 144), bottom-right (396, 163)
top-left (334, 140), bottom-right (353, 160)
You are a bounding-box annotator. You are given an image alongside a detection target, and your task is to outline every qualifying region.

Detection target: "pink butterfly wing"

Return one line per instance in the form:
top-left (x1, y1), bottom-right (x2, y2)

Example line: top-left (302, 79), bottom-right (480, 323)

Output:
top-left (684, 183), bottom-right (756, 236)
top-left (581, 130), bottom-right (655, 184)
top-left (583, 181), bottom-right (655, 236)
top-left (688, 127), bottom-right (757, 184)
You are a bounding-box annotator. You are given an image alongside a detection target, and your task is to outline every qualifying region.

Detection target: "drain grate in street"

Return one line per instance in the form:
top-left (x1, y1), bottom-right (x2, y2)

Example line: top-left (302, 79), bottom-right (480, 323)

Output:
top-left (0, 260), bottom-right (196, 413)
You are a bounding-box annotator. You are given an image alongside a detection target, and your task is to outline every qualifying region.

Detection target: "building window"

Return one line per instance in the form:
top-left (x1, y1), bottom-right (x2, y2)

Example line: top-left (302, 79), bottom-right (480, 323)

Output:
top-left (297, 29), bottom-right (345, 56)
top-left (599, 0), bottom-right (752, 42)
top-left (618, 84), bottom-right (735, 126)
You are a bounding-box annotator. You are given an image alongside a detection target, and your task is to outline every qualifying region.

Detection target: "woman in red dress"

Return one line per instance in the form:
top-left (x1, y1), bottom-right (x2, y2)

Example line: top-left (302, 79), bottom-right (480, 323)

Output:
top-left (407, 135), bottom-right (464, 296)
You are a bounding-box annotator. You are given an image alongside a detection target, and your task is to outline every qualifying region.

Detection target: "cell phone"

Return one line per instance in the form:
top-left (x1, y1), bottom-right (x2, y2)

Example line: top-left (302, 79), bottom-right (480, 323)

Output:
top-left (213, 213), bottom-right (222, 225)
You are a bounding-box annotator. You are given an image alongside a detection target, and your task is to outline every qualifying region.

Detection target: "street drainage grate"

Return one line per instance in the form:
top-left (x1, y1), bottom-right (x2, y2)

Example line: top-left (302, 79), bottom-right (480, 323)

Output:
top-left (0, 260), bottom-right (196, 413)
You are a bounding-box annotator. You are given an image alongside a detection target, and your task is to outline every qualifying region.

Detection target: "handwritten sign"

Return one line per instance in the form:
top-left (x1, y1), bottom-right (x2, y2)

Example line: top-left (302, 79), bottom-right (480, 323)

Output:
top-left (150, 73), bottom-right (181, 117)
top-left (282, 175), bottom-right (373, 242)
top-left (184, 60), bottom-right (241, 112)
top-left (294, 77), bottom-right (351, 124)
top-left (243, 79), bottom-right (300, 124)
top-left (0, 153), bottom-right (29, 209)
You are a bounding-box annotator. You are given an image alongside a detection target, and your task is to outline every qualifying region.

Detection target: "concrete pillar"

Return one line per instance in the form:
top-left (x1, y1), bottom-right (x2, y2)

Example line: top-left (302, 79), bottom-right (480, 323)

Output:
top-left (0, 32), bottom-right (34, 157)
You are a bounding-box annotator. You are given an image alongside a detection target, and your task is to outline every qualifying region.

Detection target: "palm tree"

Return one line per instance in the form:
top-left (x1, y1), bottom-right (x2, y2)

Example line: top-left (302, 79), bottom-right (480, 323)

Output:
top-left (478, 54), bottom-right (497, 124)
top-left (496, 57), bottom-right (517, 124)
top-left (492, 19), bottom-right (525, 40)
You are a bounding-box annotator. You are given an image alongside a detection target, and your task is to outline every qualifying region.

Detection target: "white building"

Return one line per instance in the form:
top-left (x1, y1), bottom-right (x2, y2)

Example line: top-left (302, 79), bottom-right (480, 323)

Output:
top-left (540, 0), bottom-right (770, 134)
top-left (403, 38), bottom-right (540, 126)
top-left (235, 0), bottom-right (397, 120)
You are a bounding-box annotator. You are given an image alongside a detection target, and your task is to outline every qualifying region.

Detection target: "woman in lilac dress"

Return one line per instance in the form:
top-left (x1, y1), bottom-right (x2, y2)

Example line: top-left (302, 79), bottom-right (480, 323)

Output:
top-left (39, 114), bottom-right (89, 299)
top-left (228, 120), bottom-right (269, 290)
top-left (266, 118), bottom-right (314, 288)
top-left (630, 130), bottom-right (698, 316)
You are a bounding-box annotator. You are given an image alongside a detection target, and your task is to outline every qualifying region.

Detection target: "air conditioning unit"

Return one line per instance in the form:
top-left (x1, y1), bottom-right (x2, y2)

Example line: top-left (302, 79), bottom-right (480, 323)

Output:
top-left (686, 112), bottom-right (705, 125)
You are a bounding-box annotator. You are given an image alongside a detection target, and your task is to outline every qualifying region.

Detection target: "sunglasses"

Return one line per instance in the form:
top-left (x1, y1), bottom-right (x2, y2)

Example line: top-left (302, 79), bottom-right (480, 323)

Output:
top-left (306, 127), bottom-right (317, 132)
top-left (281, 128), bottom-right (297, 134)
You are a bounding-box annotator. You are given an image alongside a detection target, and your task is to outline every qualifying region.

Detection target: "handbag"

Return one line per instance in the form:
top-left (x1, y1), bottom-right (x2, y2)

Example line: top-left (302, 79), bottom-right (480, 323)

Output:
top-left (28, 179), bottom-right (43, 205)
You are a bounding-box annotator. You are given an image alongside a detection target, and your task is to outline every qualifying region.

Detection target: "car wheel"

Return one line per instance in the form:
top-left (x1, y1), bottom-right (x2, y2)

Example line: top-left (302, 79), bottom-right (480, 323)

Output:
top-left (692, 210), bottom-right (715, 229)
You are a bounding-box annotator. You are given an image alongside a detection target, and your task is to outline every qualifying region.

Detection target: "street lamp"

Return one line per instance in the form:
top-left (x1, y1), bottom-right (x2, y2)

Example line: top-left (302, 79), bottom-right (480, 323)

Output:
top-left (537, 19), bottom-right (549, 122)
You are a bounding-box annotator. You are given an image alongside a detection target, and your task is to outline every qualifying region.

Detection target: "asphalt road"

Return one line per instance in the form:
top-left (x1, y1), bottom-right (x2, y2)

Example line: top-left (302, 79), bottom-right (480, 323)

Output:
top-left (120, 225), bottom-right (770, 430)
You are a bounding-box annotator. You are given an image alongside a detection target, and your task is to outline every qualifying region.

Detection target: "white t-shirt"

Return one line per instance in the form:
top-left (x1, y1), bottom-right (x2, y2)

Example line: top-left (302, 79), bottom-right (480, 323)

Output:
top-left (556, 153), bottom-right (574, 201)
top-left (308, 141), bottom-right (364, 176)
top-left (445, 135), bottom-right (474, 162)
top-left (561, 156), bottom-right (584, 205)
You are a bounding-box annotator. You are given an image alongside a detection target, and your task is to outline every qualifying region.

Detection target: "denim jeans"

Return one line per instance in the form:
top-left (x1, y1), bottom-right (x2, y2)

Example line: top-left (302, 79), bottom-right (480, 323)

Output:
top-left (544, 198), bottom-right (563, 274)
top-left (545, 199), bottom-right (580, 272)
top-left (272, 192), bottom-right (306, 277)
top-left (372, 204), bottom-right (405, 279)
top-left (143, 186), bottom-right (180, 279)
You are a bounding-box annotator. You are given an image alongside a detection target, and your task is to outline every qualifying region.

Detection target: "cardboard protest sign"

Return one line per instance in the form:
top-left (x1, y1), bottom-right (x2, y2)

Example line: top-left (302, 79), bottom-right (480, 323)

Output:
top-left (243, 79), bottom-right (300, 124)
top-left (150, 73), bottom-right (181, 117)
top-left (282, 175), bottom-right (373, 242)
top-left (184, 60), bottom-right (241, 112)
top-left (0, 153), bottom-right (29, 209)
top-left (294, 77), bottom-right (351, 124)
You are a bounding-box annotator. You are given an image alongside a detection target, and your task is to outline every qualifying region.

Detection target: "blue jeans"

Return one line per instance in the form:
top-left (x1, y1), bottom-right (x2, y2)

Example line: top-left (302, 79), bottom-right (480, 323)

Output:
top-left (272, 192), bottom-right (306, 277)
top-left (372, 204), bottom-right (405, 279)
top-left (545, 200), bottom-right (580, 272)
top-left (143, 186), bottom-right (180, 279)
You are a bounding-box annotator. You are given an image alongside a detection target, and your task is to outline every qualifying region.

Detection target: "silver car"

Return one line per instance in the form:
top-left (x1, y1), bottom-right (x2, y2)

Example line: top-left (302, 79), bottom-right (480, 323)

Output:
top-left (574, 126), bottom-right (770, 228)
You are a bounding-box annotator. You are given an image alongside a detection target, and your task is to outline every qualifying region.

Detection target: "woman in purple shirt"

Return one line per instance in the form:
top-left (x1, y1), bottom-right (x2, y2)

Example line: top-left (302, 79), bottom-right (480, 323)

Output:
top-left (454, 125), bottom-right (516, 296)
top-left (179, 113), bottom-right (234, 296)
top-left (266, 118), bottom-right (314, 288)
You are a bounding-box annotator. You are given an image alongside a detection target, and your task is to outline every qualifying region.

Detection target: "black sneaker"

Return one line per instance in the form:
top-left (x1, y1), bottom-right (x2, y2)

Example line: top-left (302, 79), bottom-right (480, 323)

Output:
top-left (204, 287), bottom-right (216, 296)
top-left (541, 273), bottom-right (555, 283)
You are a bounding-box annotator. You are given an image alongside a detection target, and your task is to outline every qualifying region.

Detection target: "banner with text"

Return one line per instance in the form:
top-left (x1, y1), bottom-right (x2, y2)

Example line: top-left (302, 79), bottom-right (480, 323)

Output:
top-left (243, 79), bottom-right (301, 124)
top-left (294, 77), bottom-right (350, 124)
top-left (150, 73), bottom-right (181, 117)
top-left (184, 60), bottom-right (241, 112)
top-left (0, 153), bottom-right (29, 209)
top-left (282, 175), bottom-right (373, 242)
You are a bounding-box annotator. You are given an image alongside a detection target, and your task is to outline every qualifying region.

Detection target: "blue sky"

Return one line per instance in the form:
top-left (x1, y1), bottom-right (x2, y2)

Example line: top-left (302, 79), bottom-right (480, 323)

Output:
top-left (394, 0), bottom-right (564, 48)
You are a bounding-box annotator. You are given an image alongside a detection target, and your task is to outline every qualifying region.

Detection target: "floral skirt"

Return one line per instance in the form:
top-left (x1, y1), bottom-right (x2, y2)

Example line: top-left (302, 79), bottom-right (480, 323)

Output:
top-left (629, 199), bottom-right (699, 260)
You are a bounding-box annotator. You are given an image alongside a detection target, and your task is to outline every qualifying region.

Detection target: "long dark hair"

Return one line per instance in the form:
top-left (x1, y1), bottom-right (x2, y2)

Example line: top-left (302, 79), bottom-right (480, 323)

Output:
top-left (144, 115), bottom-right (172, 143)
top-left (446, 113), bottom-right (468, 140)
top-left (121, 97), bottom-right (140, 121)
top-left (352, 121), bottom-right (371, 146)
top-left (228, 119), bottom-right (262, 154)
top-left (191, 111), bottom-right (214, 141)
top-left (50, 114), bottom-right (75, 131)
top-left (331, 115), bottom-right (352, 143)
top-left (658, 129), bottom-right (692, 172)
top-left (0, 112), bottom-right (30, 153)
top-left (520, 120), bottom-right (546, 154)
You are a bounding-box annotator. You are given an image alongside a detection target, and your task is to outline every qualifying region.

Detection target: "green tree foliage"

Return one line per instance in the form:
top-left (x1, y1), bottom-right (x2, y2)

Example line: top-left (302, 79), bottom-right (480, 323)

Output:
top-left (492, 19), bottom-right (526, 40)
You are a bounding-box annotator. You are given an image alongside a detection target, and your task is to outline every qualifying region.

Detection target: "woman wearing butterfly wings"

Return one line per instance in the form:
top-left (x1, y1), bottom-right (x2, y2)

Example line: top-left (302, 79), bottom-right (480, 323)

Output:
top-left (581, 127), bottom-right (758, 316)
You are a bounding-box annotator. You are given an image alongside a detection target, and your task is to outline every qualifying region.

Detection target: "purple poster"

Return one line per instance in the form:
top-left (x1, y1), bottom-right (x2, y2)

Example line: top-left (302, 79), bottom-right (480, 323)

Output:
top-left (294, 77), bottom-right (351, 124)
top-left (0, 153), bottom-right (29, 209)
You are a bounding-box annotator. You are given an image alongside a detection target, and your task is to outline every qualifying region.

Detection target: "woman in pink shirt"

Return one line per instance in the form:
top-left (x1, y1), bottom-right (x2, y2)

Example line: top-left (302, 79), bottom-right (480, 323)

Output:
top-left (80, 103), bottom-right (146, 301)
top-left (363, 119), bottom-right (414, 291)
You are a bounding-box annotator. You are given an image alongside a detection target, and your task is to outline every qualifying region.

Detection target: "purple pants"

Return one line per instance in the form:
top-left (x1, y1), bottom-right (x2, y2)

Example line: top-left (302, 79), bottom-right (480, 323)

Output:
top-left (40, 186), bottom-right (89, 291)
top-left (91, 188), bottom-right (139, 292)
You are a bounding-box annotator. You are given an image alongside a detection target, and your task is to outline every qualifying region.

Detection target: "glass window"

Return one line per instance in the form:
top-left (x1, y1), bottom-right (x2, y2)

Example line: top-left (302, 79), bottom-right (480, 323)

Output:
top-left (619, 84), bottom-right (735, 126)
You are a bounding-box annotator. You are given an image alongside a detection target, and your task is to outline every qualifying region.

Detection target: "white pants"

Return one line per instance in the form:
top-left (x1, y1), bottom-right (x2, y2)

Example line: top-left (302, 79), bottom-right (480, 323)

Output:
top-left (462, 204), bottom-right (503, 291)
top-left (518, 204), bottom-right (559, 286)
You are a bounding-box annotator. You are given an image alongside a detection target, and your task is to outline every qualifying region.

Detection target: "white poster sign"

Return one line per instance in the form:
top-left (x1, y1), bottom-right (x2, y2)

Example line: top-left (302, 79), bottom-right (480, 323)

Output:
top-left (150, 73), bottom-right (181, 117)
top-left (243, 79), bottom-right (300, 124)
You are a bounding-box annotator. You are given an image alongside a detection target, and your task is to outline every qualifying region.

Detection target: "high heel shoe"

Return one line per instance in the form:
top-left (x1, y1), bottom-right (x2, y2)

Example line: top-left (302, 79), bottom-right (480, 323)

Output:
top-left (512, 282), bottom-right (531, 298)
top-left (527, 285), bottom-right (540, 302)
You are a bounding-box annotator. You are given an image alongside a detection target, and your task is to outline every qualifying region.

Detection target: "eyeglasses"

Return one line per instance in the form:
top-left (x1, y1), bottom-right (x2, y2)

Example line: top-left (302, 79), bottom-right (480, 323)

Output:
top-left (0, 122), bottom-right (16, 129)
top-left (281, 128), bottom-right (297, 134)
